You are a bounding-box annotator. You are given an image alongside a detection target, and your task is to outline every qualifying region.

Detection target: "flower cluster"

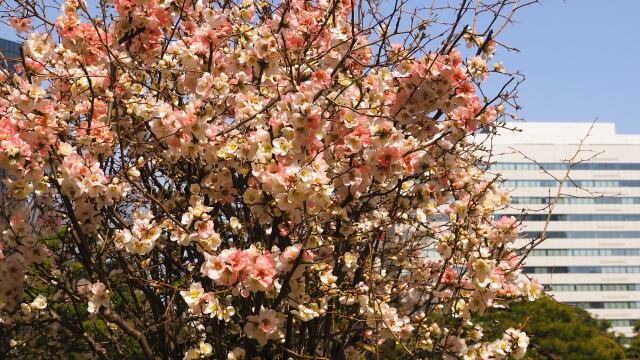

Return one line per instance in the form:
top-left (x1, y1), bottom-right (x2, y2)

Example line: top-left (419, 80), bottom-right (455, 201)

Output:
top-left (0, 0), bottom-right (538, 358)
top-left (202, 247), bottom-right (276, 292)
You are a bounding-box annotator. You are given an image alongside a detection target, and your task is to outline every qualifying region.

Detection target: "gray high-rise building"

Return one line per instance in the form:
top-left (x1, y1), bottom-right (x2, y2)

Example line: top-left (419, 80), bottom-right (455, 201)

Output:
top-left (493, 122), bottom-right (640, 336)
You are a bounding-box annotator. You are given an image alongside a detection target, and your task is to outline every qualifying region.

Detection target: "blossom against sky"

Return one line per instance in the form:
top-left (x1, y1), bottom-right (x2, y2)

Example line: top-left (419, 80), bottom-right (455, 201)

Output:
top-left (0, 1), bottom-right (638, 132)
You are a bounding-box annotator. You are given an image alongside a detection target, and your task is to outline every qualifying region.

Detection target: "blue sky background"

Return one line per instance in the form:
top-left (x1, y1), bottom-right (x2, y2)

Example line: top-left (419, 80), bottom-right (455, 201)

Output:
top-left (498, 0), bottom-right (640, 133)
top-left (0, 1), bottom-right (638, 133)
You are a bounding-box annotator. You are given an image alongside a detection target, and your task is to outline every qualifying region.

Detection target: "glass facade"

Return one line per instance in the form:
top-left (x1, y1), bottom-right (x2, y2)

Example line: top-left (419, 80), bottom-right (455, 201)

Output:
top-left (0, 38), bottom-right (21, 70)
top-left (525, 266), bottom-right (640, 274)
top-left (0, 38), bottom-right (21, 190)
top-left (530, 249), bottom-right (640, 256)
top-left (550, 284), bottom-right (640, 292)
top-left (521, 231), bottom-right (640, 239)
top-left (511, 196), bottom-right (640, 205)
top-left (491, 162), bottom-right (640, 171)
top-left (567, 302), bottom-right (640, 309)
top-left (611, 320), bottom-right (637, 327)
top-left (502, 213), bottom-right (640, 221)
top-left (503, 179), bottom-right (640, 187)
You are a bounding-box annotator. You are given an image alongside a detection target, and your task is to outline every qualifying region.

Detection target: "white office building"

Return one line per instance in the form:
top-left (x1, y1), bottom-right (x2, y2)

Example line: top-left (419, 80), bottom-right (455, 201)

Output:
top-left (492, 122), bottom-right (640, 336)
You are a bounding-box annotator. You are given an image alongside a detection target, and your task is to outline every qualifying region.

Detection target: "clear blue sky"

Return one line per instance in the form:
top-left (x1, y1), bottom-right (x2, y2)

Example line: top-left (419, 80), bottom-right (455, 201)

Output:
top-left (499, 0), bottom-right (640, 133)
top-left (0, 1), bottom-right (638, 133)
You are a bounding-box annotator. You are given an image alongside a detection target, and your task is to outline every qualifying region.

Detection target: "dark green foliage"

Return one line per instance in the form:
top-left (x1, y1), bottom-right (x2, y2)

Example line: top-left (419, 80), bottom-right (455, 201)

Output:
top-left (627, 338), bottom-right (640, 360)
top-left (625, 321), bottom-right (640, 360)
top-left (477, 296), bottom-right (626, 360)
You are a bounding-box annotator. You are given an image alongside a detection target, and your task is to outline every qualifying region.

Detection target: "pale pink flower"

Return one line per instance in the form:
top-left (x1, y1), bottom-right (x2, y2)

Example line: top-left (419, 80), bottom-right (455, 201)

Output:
top-left (87, 282), bottom-right (110, 315)
top-left (311, 70), bottom-right (331, 88)
top-left (8, 17), bottom-right (31, 33)
top-left (243, 308), bottom-right (282, 345)
top-left (247, 252), bottom-right (276, 289)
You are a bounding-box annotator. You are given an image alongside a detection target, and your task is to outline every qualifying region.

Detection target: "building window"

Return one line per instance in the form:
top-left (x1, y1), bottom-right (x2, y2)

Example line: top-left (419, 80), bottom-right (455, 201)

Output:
top-left (490, 162), bottom-right (640, 171)
top-left (528, 248), bottom-right (640, 256)
top-left (500, 213), bottom-right (640, 221)
top-left (521, 231), bottom-right (640, 239)
top-left (524, 266), bottom-right (640, 274)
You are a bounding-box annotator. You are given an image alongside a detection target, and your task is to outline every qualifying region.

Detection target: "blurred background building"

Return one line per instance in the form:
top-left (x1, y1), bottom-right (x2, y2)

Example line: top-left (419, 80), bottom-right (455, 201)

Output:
top-left (0, 37), bottom-right (20, 71)
top-left (0, 37), bottom-right (20, 192)
top-left (493, 122), bottom-right (640, 336)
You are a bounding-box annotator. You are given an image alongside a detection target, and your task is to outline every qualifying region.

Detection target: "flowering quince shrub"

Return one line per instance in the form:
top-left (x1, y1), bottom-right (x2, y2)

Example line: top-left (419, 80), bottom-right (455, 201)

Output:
top-left (0, 0), bottom-right (541, 358)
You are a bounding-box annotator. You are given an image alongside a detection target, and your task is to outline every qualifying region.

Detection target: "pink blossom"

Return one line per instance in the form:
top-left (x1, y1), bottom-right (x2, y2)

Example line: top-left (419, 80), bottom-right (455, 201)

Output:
top-left (8, 17), bottom-right (31, 32)
top-left (228, 248), bottom-right (250, 272)
top-left (0, 0), bottom-right (538, 357)
top-left (311, 70), bottom-right (331, 88)
top-left (248, 252), bottom-right (277, 288)
top-left (375, 146), bottom-right (402, 169)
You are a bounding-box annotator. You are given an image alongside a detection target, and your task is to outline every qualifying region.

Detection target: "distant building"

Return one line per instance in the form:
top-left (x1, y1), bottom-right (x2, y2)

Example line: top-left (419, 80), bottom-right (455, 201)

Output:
top-left (0, 38), bottom-right (20, 188)
top-left (493, 122), bottom-right (640, 336)
top-left (0, 37), bottom-right (21, 71)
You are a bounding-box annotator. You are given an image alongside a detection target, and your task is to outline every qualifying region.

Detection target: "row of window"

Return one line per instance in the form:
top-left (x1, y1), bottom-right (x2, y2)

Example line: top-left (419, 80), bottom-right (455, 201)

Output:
top-left (529, 249), bottom-right (640, 257)
top-left (503, 180), bottom-right (640, 188)
top-left (502, 213), bottom-right (640, 221)
top-left (511, 196), bottom-right (640, 205)
top-left (521, 231), bottom-right (640, 239)
top-left (0, 38), bottom-right (21, 59)
top-left (424, 249), bottom-right (440, 257)
top-left (610, 319), bottom-right (636, 327)
top-left (525, 266), bottom-right (640, 274)
top-left (548, 284), bottom-right (640, 292)
top-left (566, 302), bottom-right (640, 309)
top-left (491, 162), bottom-right (640, 171)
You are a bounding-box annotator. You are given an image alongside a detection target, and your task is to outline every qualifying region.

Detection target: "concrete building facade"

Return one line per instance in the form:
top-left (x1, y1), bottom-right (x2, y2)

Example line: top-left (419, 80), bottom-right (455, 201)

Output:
top-left (492, 122), bottom-right (640, 336)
